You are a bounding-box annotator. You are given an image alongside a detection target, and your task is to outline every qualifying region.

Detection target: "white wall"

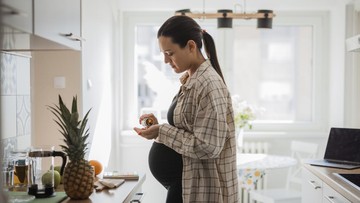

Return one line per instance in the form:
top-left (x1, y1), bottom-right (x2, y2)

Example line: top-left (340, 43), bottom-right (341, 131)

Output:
top-left (31, 51), bottom-right (82, 154)
top-left (81, 0), bottom-right (117, 166)
top-left (118, 0), bottom-right (351, 11)
top-left (345, 2), bottom-right (360, 127)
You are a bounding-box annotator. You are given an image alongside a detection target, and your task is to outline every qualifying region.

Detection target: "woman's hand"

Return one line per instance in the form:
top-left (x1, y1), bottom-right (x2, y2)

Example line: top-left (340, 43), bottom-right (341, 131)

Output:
top-left (133, 125), bottom-right (160, 140)
top-left (134, 113), bottom-right (160, 140)
top-left (138, 113), bottom-right (158, 126)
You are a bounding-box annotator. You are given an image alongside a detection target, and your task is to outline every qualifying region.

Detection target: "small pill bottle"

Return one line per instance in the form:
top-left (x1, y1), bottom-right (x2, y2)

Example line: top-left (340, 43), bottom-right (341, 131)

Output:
top-left (141, 118), bottom-right (154, 127)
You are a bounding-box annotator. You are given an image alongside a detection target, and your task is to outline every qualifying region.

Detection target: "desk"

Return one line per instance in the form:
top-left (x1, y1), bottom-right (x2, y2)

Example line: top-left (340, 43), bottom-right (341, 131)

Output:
top-left (237, 153), bottom-right (297, 190)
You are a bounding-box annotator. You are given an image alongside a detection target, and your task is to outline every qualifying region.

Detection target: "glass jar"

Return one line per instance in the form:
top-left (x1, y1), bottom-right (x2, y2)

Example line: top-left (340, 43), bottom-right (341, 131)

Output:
top-left (8, 150), bottom-right (30, 191)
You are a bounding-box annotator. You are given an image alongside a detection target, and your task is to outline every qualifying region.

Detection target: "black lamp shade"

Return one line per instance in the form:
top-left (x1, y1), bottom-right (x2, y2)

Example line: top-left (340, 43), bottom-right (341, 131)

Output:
top-left (257, 10), bottom-right (273, 29)
top-left (176, 9), bottom-right (191, 15)
top-left (217, 9), bottom-right (233, 28)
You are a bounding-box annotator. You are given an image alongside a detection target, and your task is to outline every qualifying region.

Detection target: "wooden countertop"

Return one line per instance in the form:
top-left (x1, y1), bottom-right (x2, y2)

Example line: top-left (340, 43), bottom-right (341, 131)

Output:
top-left (6, 174), bottom-right (146, 203)
top-left (61, 173), bottom-right (146, 203)
top-left (303, 164), bottom-right (360, 203)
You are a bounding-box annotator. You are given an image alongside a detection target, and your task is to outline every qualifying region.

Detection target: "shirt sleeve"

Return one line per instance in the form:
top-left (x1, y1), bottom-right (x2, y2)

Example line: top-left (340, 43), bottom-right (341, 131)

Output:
top-left (157, 88), bottom-right (230, 159)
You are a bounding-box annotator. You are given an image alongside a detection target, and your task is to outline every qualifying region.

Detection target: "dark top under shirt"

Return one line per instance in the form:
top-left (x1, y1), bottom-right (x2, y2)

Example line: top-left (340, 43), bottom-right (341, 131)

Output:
top-left (167, 92), bottom-right (178, 126)
top-left (148, 92), bottom-right (183, 186)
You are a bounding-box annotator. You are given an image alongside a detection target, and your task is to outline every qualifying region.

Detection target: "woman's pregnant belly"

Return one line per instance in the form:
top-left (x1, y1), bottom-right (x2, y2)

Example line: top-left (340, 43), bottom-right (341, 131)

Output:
top-left (148, 142), bottom-right (183, 187)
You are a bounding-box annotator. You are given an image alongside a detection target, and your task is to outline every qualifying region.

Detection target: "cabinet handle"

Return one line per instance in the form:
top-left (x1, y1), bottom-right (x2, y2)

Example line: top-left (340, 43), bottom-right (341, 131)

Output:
top-left (308, 180), bottom-right (321, 189)
top-left (62, 33), bottom-right (86, 42)
top-left (130, 192), bottom-right (144, 203)
top-left (324, 195), bottom-right (340, 203)
top-left (1, 4), bottom-right (28, 17)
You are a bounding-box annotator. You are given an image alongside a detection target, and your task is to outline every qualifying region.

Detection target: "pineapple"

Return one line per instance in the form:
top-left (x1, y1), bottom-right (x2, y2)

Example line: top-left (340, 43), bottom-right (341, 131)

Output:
top-left (49, 95), bottom-right (94, 199)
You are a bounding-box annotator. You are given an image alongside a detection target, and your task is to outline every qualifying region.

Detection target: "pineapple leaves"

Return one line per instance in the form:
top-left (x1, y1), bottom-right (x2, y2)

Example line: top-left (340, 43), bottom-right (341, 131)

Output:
top-left (48, 95), bottom-right (91, 162)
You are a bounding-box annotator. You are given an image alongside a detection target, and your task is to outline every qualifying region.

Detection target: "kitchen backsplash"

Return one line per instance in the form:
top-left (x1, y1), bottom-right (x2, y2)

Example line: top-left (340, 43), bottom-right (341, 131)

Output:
top-left (1, 52), bottom-right (31, 160)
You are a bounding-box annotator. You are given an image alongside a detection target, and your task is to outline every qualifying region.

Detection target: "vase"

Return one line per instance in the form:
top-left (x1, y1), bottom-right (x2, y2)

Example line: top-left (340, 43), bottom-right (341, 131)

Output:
top-left (236, 127), bottom-right (244, 151)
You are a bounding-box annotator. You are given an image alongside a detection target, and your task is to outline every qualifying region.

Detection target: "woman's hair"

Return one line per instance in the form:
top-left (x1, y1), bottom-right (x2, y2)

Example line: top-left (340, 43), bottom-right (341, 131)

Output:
top-left (157, 15), bottom-right (226, 84)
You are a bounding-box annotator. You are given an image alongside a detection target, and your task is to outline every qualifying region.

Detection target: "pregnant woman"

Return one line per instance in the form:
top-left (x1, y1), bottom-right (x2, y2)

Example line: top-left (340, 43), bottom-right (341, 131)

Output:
top-left (134, 15), bottom-right (238, 203)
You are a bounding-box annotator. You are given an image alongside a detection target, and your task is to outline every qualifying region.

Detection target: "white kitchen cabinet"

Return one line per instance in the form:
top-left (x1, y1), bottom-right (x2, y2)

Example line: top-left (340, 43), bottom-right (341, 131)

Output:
top-left (2, 0), bottom-right (33, 33)
top-left (1, 0), bottom-right (81, 51)
top-left (323, 183), bottom-right (351, 203)
top-left (302, 166), bottom-right (356, 203)
top-left (302, 167), bottom-right (323, 203)
top-left (34, 0), bottom-right (82, 50)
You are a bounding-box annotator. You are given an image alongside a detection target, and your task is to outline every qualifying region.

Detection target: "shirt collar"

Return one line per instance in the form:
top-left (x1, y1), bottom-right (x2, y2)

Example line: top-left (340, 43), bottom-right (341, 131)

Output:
top-left (179, 60), bottom-right (211, 89)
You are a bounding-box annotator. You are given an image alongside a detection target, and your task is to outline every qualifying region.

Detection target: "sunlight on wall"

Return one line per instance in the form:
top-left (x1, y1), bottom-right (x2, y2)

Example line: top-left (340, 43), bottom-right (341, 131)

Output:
top-left (88, 82), bottom-right (112, 169)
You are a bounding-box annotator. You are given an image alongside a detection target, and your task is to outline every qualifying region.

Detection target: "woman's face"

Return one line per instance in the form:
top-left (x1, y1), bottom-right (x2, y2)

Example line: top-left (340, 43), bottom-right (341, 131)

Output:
top-left (158, 36), bottom-right (192, 74)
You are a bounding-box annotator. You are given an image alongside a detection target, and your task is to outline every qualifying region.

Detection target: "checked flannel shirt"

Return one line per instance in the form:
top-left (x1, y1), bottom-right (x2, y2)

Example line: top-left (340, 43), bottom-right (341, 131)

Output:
top-left (157, 60), bottom-right (239, 203)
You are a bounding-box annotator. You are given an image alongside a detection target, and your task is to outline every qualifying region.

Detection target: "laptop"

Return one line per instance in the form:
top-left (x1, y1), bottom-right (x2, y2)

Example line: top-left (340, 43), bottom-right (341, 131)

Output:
top-left (308, 127), bottom-right (360, 170)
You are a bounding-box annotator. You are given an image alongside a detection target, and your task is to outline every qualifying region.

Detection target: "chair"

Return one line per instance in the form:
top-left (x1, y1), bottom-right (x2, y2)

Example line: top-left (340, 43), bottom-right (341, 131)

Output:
top-left (249, 140), bottom-right (319, 203)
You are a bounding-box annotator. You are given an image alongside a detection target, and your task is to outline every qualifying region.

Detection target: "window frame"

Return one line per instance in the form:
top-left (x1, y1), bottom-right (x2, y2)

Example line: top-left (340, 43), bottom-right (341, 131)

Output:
top-left (119, 11), bottom-right (329, 135)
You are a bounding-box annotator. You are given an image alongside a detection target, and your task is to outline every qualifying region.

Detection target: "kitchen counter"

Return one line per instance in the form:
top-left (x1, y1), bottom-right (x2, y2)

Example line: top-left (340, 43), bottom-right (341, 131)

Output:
top-left (61, 173), bottom-right (146, 203)
top-left (303, 164), bottom-right (360, 202)
top-left (5, 173), bottom-right (146, 203)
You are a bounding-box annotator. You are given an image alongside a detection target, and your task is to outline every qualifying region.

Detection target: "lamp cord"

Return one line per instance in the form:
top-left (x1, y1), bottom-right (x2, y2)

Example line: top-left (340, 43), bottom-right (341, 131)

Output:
top-left (202, 0), bottom-right (205, 14)
top-left (234, 4), bottom-right (243, 14)
top-left (234, 0), bottom-right (247, 14)
top-left (243, 0), bottom-right (247, 13)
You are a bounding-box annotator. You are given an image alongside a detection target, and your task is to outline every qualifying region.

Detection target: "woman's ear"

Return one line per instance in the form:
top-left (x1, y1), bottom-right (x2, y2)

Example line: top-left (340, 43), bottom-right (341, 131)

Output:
top-left (187, 40), bottom-right (197, 52)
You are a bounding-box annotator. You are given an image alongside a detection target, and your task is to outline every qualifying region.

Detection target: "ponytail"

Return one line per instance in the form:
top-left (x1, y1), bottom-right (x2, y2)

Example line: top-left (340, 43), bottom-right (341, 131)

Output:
top-left (202, 31), bottom-right (226, 85)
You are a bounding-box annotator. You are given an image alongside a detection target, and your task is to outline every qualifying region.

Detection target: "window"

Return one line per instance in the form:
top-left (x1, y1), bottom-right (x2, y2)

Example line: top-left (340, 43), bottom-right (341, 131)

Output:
top-left (228, 26), bottom-right (313, 122)
top-left (121, 11), bottom-right (328, 132)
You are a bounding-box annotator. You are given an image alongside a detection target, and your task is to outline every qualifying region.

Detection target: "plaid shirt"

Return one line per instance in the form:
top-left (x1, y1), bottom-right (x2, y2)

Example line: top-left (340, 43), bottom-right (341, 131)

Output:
top-left (158, 60), bottom-right (238, 203)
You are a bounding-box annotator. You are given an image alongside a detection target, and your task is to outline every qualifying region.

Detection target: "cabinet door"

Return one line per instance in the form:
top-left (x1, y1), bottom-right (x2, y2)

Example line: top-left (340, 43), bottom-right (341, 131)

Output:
top-left (323, 183), bottom-right (351, 203)
top-left (34, 0), bottom-right (81, 50)
top-left (2, 0), bottom-right (32, 33)
top-left (302, 168), bottom-right (323, 203)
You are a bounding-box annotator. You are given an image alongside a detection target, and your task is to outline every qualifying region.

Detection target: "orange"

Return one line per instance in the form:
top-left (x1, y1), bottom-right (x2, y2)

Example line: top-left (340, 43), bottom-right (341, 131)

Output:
top-left (89, 160), bottom-right (103, 175)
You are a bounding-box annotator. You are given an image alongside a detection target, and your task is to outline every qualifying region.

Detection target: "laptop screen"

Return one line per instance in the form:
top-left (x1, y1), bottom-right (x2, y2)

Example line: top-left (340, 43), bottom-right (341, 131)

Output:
top-left (324, 128), bottom-right (360, 164)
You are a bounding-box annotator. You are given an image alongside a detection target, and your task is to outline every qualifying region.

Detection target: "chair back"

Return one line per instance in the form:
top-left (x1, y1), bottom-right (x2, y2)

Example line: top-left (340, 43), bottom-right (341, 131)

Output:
top-left (286, 140), bottom-right (319, 189)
